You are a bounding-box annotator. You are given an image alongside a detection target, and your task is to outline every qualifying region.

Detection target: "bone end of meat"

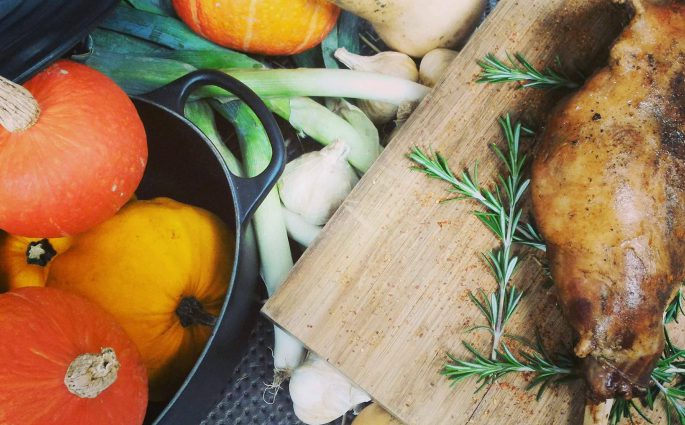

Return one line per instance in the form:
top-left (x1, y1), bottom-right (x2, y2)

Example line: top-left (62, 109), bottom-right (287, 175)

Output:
top-left (531, 1), bottom-right (685, 401)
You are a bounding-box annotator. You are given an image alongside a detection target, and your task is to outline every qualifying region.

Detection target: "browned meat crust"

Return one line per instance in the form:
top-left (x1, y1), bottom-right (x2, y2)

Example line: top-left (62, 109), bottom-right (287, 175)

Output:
top-left (531, 0), bottom-right (685, 402)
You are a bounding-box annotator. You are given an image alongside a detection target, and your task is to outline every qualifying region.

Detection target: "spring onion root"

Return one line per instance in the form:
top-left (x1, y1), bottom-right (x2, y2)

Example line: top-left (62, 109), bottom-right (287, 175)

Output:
top-left (214, 101), bottom-right (305, 396)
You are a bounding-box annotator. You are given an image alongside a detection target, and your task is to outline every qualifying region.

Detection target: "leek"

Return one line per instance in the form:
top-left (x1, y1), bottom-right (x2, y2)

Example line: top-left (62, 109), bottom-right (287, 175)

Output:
top-left (213, 68), bottom-right (429, 106)
top-left (83, 50), bottom-right (384, 171)
top-left (183, 100), bottom-right (243, 176)
top-left (90, 28), bottom-right (169, 56)
top-left (96, 7), bottom-right (429, 104)
top-left (266, 97), bottom-right (380, 172)
top-left (124, 0), bottom-right (175, 16)
top-left (213, 101), bottom-right (305, 387)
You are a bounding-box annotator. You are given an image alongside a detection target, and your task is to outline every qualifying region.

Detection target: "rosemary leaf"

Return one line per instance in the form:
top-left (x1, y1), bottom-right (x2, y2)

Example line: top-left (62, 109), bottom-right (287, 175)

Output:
top-left (477, 52), bottom-right (581, 90)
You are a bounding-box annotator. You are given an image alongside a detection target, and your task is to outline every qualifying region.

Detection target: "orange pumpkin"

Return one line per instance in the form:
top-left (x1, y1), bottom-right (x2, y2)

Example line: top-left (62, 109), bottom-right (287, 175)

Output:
top-left (172, 0), bottom-right (340, 55)
top-left (0, 232), bottom-right (72, 291)
top-left (0, 287), bottom-right (148, 425)
top-left (0, 60), bottom-right (147, 238)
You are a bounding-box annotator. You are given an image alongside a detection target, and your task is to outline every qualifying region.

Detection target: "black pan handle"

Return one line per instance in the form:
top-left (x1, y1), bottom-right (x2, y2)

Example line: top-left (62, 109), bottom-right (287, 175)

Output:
top-left (142, 70), bottom-right (285, 225)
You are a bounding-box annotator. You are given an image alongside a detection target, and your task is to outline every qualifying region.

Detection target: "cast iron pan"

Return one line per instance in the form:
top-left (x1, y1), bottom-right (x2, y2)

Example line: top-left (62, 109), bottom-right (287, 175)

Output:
top-left (0, 0), bottom-right (118, 83)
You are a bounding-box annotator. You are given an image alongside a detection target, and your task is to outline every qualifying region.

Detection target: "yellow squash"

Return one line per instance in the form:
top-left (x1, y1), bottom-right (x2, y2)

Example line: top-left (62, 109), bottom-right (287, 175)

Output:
top-left (0, 232), bottom-right (72, 291)
top-left (46, 197), bottom-right (235, 400)
top-left (352, 404), bottom-right (402, 425)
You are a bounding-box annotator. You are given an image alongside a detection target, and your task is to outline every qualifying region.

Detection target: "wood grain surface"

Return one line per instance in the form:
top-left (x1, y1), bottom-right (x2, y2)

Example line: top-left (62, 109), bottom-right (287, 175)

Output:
top-left (263, 1), bottom-right (682, 424)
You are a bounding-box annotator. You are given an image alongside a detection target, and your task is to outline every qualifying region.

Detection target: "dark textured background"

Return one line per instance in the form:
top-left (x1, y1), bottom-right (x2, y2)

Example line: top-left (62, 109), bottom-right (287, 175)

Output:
top-left (201, 1), bottom-right (500, 424)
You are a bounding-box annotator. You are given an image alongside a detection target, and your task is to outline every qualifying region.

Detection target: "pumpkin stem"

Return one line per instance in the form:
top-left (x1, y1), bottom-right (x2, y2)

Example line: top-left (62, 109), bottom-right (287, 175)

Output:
top-left (64, 347), bottom-right (120, 399)
top-left (176, 296), bottom-right (217, 327)
top-left (26, 238), bottom-right (57, 266)
top-left (0, 75), bottom-right (40, 132)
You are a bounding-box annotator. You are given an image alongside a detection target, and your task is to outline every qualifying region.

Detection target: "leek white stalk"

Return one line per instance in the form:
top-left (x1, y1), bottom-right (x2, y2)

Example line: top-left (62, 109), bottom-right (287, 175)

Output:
top-left (266, 97), bottom-right (381, 173)
top-left (290, 353), bottom-right (371, 425)
top-left (184, 101), bottom-right (243, 175)
top-left (278, 140), bottom-right (359, 226)
top-left (213, 101), bottom-right (305, 391)
top-left (327, 99), bottom-right (380, 155)
top-left (216, 68), bottom-right (428, 106)
top-left (334, 47), bottom-right (419, 124)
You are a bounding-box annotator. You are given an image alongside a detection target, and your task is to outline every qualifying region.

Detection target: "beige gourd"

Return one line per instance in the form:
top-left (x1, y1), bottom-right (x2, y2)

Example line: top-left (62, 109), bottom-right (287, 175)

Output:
top-left (334, 48), bottom-right (418, 124)
top-left (329, 0), bottom-right (486, 57)
top-left (352, 403), bottom-right (402, 425)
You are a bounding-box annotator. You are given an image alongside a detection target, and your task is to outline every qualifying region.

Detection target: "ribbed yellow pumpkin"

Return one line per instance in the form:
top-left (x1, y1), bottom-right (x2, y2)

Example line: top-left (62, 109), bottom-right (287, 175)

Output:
top-left (45, 197), bottom-right (235, 400)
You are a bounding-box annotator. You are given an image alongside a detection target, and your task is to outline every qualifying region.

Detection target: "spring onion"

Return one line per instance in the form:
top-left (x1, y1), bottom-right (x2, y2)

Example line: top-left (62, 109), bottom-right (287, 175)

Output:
top-left (90, 28), bottom-right (169, 56)
top-left (213, 101), bottom-right (305, 390)
top-left (183, 100), bottom-right (243, 176)
top-left (83, 48), bottom-right (384, 171)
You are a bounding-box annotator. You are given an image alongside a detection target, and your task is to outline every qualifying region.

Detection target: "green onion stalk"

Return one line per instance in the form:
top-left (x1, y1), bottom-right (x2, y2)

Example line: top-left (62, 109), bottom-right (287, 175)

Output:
top-left (88, 6), bottom-right (430, 170)
top-left (213, 101), bottom-right (305, 391)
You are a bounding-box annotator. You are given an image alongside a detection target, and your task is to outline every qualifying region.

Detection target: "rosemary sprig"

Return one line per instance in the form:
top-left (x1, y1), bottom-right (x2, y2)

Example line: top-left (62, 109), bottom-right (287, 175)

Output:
top-left (477, 52), bottom-right (581, 90)
top-left (408, 119), bottom-right (545, 252)
top-left (609, 398), bottom-right (653, 425)
top-left (442, 339), bottom-right (574, 398)
top-left (665, 288), bottom-right (685, 324)
top-left (409, 115), bottom-right (539, 359)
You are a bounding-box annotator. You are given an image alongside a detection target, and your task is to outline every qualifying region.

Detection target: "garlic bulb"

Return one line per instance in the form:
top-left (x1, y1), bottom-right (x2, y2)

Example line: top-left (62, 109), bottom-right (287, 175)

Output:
top-left (419, 48), bottom-right (459, 87)
top-left (334, 47), bottom-right (419, 124)
top-left (278, 139), bottom-right (359, 226)
top-left (282, 206), bottom-right (322, 247)
top-left (290, 353), bottom-right (371, 425)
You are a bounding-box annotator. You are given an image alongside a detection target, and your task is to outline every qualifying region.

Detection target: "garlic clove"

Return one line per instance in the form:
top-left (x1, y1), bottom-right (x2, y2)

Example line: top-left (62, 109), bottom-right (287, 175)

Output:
top-left (357, 99), bottom-right (398, 126)
top-left (290, 353), bottom-right (371, 425)
top-left (334, 47), bottom-right (419, 81)
top-left (419, 48), bottom-right (459, 87)
top-left (334, 47), bottom-right (418, 124)
top-left (282, 206), bottom-right (322, 247)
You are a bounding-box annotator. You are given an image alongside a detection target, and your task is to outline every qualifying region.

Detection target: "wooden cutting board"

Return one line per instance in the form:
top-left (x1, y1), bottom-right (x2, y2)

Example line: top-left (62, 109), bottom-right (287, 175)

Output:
top-left (263, 1), bottom-right (682, 424)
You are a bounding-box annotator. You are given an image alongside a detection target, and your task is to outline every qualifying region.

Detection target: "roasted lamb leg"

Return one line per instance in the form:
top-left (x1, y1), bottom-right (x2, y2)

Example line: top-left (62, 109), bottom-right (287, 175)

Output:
top-left (531, 0), bottom-right (685, 402)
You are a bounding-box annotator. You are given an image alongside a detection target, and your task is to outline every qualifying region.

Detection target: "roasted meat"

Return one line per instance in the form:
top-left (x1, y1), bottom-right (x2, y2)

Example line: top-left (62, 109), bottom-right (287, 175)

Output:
top-left (531, 0), bottom-right (685, 402)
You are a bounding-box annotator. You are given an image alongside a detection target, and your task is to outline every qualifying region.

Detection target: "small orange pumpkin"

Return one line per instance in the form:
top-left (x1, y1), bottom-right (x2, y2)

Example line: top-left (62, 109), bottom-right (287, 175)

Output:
top-left (46, 197), bottom-right (235, 400)
top-left (0, 232), bottom-right (72, 291)
top-left (172, 0), bottom-right (340, 55)
top-left (0, 60), bottom-right (147, 238)
top-left (0, 287), bottom-right (148, 425)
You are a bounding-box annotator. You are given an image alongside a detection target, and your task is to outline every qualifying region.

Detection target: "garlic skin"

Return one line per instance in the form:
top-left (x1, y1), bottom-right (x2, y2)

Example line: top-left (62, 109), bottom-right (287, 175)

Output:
top-left (419, 48), bottom-right (459, 87)
top-left (290, 354), bottom-right (371, 425)
top-left (334, 47), bottom-right (418, 124)
top-left (278, 139), bottom-right (359, 226)
top-left (282, 206), bottom-right (322, 247)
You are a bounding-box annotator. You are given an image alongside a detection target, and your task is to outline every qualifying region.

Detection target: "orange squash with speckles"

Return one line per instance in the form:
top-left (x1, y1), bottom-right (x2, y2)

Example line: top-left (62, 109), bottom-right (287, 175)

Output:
top-left (0, 287), bottom-right (148, 425)
top-left (172, 0), bottom-right (340, 55)
top-left (0, 60), bottom-right (147, 238)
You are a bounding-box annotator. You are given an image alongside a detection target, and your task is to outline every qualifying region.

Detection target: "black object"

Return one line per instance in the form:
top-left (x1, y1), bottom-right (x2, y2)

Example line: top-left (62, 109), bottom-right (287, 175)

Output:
top-left (0, 0), bottom-right (118, 83)
top-left (132, 70), bottom-right (285, 425)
